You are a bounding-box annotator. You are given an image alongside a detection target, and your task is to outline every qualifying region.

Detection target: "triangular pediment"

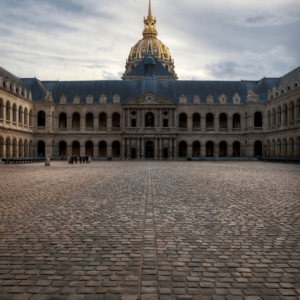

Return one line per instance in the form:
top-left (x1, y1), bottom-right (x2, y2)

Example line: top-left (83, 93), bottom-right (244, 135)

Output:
top-left (124, 92), bottom-right (177, 105)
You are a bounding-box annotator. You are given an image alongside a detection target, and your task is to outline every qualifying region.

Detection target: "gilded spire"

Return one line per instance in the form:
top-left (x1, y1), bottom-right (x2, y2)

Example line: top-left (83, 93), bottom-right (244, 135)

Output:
top-left (148, 0), bottom-right (153, 19)
top-left (143, 0), bottom-right (157, 38)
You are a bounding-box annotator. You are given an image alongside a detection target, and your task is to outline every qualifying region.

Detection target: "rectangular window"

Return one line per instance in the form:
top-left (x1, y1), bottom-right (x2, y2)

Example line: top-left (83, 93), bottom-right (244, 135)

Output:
top-left (163, 119), bottom-right (168, 127)
top-left (131, 119), bottom-right (136, 127)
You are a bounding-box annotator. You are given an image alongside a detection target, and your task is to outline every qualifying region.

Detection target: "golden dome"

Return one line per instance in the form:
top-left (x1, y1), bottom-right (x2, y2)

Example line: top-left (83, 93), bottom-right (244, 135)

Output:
top-left (128, 0), bottom-right (172, 62)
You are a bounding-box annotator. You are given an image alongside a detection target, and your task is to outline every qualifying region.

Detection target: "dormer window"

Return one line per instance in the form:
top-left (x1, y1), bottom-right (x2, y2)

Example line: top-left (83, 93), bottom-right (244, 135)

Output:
top-left (271, 95), bottom-right (273, 99)
top-left (295, 83), bottom-right (298, 88)
top-left (288, 86), bottom-right (291, 91)
top-left (281, 89), bottom-right (284, 94)
top-left (276, 92), bottom-right (278, 96)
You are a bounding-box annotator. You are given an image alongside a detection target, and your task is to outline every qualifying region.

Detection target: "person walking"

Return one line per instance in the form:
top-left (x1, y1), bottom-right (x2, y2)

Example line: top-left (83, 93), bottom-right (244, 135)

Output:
top-left (45, 156), bottom-right (50, 167)
top-left (88, 156), bottom-right (91, 164)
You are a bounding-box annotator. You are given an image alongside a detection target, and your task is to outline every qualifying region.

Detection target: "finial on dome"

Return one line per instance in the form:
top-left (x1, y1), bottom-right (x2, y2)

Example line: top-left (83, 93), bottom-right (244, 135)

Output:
top-left (148, 0), bottom-right (153, 19)
top-left (143, 0), bottom-right (157, 38)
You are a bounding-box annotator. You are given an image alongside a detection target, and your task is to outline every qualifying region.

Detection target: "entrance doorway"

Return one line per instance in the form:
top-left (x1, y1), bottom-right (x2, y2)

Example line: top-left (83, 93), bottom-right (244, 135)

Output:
top-left (37, 141), bottom-right (45, 157)
top-left (254, 141), bottom-right (262, 157)
top-left (163, 148), bottom-right (168, 158)
top-left (145, 141), bottom-right (154, 158)
top-left (131, 148), bottom-right (136, 158)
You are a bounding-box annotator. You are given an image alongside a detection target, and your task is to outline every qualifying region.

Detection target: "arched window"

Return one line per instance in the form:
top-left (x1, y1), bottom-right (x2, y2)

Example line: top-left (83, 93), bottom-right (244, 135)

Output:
top-left (297, 99), bottom-right (300, 120)
top-left (0, 137), bottom-right (3, 158)
top-left (37, 141), bottom-right (45, 157)
top-left (24, 140), bottom-right (28, 157)
top-left (99, 113), bottom-right (107, 129)
top-left (283, 105), bottom-right (288, 124)
top-left (233, 141), bottom-right (240, 157)
top-left (59, 141), bottom-right (67, 157)
top-left (0, 99), bottom-right (3, 120)
top-left (13, 139), bottom-right (17, 158)
top-left (29, 140), bottom-right (33, 157)
top-left (19, 106), bottom-right (23, 125)
top-left (6, 138), bottom-right (11, 157)
top-left (219, 141), bottom-right (227, 157)
top-left (272, 108), bottom-right (276, 126)
top-left (13, 104), bottom-right (17, 123)
top-left (85, 141), bottom-right (93, 157)
top-left (145, 141), bottom-right (154, 158)
top-left (289, 102), bottom-right (295, 122)
top-left (254, 112), bottom-right (262, 128)
top-left (112, 113), bottom-right (120, 128)
top-left (112, 141), bottom-right (121, 157)
top-left (38, 111), bottom-right (46, 127)
top-left (254, 141), bottom-right (262, 157)
top-left (267, 111), bottom-right (270, 127)
top-left (165, 65), bottom-right (169, 71)
top-left (282, 139), bottom-right (287, 157)
top-left (277, 140), bottom-right (281, 157)
top-left (179, 113), bottom-right (187, 128)
top-left (277, 107), bottom-right (281, 125)
top-left (233, 114), bottom-right (241, 129)
top-left (206, 113), bottom-right (214, 129)
top-left (86, 113), bottom-right (94, 128)
top-left (72, 113), bottom-right (80, 128)
top-left (289, 138), bottom-right (294, 157)
top-left (193, 113), bottom-right (200, 128)
top-left (206, 141), bottom-right (214, 157)
top-left (179, 141), bottom-right (187, 157)
top-left (192, 141), bottom-right (200, 157)
top-left (72, 141), bottom-right (80, 156)
top-left (59, 113), bottom-right (67, 128)
top-left (6, 101), bottom-right (11, 121)
top-left (219, 113), bottom-right (227, 129)
top-left (99, 141), bottom-right (107, 157)
top-left (19, 139), bottom-right (23, 157)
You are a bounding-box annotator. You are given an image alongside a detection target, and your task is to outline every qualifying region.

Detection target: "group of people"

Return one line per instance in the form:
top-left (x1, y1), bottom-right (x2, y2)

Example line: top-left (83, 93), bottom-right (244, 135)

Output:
top-left (68, 155), bottom-right (91, 164)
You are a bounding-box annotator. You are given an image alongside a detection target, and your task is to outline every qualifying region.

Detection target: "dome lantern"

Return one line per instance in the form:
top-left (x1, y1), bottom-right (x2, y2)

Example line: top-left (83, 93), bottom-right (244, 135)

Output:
top-left (143, 0), bottom-right (157, 38)
top-left (143, 55), bottom-right (156, 77)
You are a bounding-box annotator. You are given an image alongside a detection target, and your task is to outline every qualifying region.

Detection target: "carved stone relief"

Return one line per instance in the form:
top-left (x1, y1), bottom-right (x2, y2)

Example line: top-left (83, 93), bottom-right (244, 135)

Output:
top-left (99, 94), bottom-right (107, 104)
top-left (18, 86), bottom-right (22, 96)
top-left (247, 90), bottom-right (259, 102)
top-left (23, 88), bottom-right (27, 98)
top-left (178, 94), bottom-right (187, 104)
top-left (86, 94), bottom-right (94, 104)
top-left (28, 90), bottom-right (32, 101)
top-left (73, 94), bottom-right (80, 104)
top-left (43, 91), bottom-right (53, 102)
top-left (219, 93), bottom-right (227, 104)
top-left (134, 93), bottom-right (164, 104)
top-left (60, 94), bottom-right (67, 104)
top-left (233, 93), bottom-right (241, 104)
top-left (12, 82), bottom-right (16, 93)
top-left (113, 94), bottom-right (121, 103)
top-left (193, 95), bottom-right (200, 104)
top-left (5, 77), bottom-right (10, 90)
top-left (206, 94), bottom-right (214, 104)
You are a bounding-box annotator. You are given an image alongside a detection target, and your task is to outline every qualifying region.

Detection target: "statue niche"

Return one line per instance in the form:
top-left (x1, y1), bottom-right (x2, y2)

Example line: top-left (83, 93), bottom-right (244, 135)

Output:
top-left (145, 112), bottom-right (154, 127)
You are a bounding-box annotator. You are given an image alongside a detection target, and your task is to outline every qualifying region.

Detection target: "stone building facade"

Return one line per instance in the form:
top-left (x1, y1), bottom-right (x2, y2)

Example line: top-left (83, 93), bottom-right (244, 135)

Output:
top-left (0, 1), bottom-right (300, 160)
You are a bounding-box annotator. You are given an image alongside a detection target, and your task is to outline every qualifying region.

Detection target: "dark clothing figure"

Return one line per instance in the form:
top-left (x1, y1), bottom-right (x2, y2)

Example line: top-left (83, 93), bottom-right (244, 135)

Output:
top-left (86, 156), bottom-right (89, 164)
top-left (75, 156), bottom-right (77, 164)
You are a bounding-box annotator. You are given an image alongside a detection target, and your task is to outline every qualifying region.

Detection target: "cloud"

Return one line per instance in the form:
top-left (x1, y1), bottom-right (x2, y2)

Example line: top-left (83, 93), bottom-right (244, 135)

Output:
top-left (228, 12), bottom-right (299, 27)
top-left (84, 65), bottom-right (108, 69)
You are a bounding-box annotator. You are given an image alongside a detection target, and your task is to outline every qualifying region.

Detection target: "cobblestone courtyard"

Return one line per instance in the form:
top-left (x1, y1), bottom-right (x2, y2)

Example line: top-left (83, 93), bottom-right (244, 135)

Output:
top-left (0, 161), bottom-right (300, 300)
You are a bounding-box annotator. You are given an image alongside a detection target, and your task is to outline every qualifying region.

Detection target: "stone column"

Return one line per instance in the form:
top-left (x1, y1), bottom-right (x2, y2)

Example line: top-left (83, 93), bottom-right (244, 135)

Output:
top-left (142, 138), bottom-right (144, 159)
top-left (169, 138), bottom-right (172, 159)
top-left (214, 142), bottom-right (219, 157)
top-left (174, 139), bottom-right (177, 160)
top-left (201, 115), bottom-right (206, 133)
top-left (174, 110), bottom-right (178, 128)
top-left (160, 137), bottom-right (162, 160)
top-left (142, 108), bottom-right (145, 127)
top-left (121, 138), bottom-right (125, 159)
top-left (127, 138), bottom-right (130, 158)
top-left (160, 108), bottom-right (163, 128)
top-left (137, 109), bottom-right (140, 127)
top-left (187, 115), bottom-right (193, 132)
top-left (155, 109), bottom-right (158, 128)
top-left (137, 138), bottom-right (140, 158)
top-left (228, 117), bottom-right (233, 132)
top-left (214, 116), bottom-right (219, 133)
top-left (67, 144), bottom-right (72, 157)
top-left (127, 109), bottom-right (130, 128)
top-left (187, 143), bottom-right (192, 156)
top-left (81, 115), bottom-right (85, 132)
top-left (93, 144), bottom-right (98, 158)
top-left (107, 143), bottom-right (112, 157)
top-left (155, 138), bottom-right (158, 159)
top-left (80, 144), bottom-right (85, 156)
top-left (123, 108), bottom-right (126, 128)
top-left (201, 143), bottom-right (206, 158)
top-left (227, 143), bottom-right (233, 158)
top-left (67, 116), bottom-right (72, 131)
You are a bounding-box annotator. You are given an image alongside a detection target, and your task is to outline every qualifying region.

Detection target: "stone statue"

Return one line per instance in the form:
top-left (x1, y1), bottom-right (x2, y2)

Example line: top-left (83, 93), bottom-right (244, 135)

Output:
top-left (146, 113), bottom-right (153, 127)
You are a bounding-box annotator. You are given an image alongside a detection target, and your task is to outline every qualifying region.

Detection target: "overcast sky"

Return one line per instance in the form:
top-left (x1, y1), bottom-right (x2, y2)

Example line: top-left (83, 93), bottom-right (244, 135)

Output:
top-left (0, 0), bottom-right (299, 81)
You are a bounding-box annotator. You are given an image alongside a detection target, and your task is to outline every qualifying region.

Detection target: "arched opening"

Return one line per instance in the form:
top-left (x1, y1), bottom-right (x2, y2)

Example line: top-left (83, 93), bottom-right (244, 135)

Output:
top-left (112, 113), bottom-right (120, 128)
top-left (219, 141), bottom-right (227, 157)
top-left (6, 101), bottom-right (10, 121)
top-left (289, 138), bottom-right (294, 157)
top-left (18, 106), bottom-right (23, 124)
top-left (24, 140), bottom-right (28, 157)
top-left (254, 141), bottom-right (262, 157)
top-left (233, 141), bottom-right (240, 157)
top-left (289, 102), bottom-right (295, 122)
top-left (165, 65), bottom-right (169, 71)
top-left (193, 113), bottom-right (200, 128)
top-left (0, 137), bottom-right (3, 158)
top-left (271, 140), bottom-right (276, 157)
top-left (283, 105), bottom-right (288, 124)
top-left (13, 104), bottom-right (17, 123)
top-left (178, 141), bottom-right (187, 157)
top-left (282, 139), bottom-right (287, 157)
top-left (145, 112), bottom-right (155, 127)
top-left (145, 141), bottom-right (154, 158)
top-left (254, 112), bottom-right (262, 128)
top-left (72, 113), bottom-right (80, 128)
top-left (99, 141), bottom-right (107, 157)
top-left (29, 141), bottom-right (33, 157)
top-left (192, 141), bottom-right (200, 157)
top-left (233, 114), bottom-right (241, 129)
top-left (99, 113), bottom-right (107, 129)
top-left (112, 141), bottom-right (121, 157)
top-left (272, 108), bottom-right (276, 126)
top-left (206, 141), bottom-right (214, 157)
top-left (0, 99), bottom-right (3, 119)
top-left (277, 107), bottom-right (282, 125)
top-left (267, 111), bottom-right (271, 127)
top-left (6, 138), bottom-right (11, 157)
top-left (297, 99), bottom-right (300, 120)
top-left (266, 141), bottom-right (270, 157)
top-left (13, 139), bottom-right (17, 157)
top-left (37, 141), bottom-right (45, 157)
top-left (19, 139), bottom-right (23, 157)
top-left (219, 113), bottom-right (227, 129)
top-left (72, 141), bottom-right (80, 156)
top-left (59, 113), bottom-right (67, 128)
top-left (206, 113), bottom-right (214, 129)
top-left (86, 113), bottom-right (94, 128)
top-left (179, 113), bottom-right (187, 128)
top-left (59, 141), bottom-right (67, 157)
top-left (297, 137), bottom-right (300, 158)
top-left (29, 110), bottom-right (33, 126)
top-left (277, 140), bottom-right (281, 157)
top-left (85, 141), bottom-right (93, 157)
top-left (38, 111), bottom-right (46, 127)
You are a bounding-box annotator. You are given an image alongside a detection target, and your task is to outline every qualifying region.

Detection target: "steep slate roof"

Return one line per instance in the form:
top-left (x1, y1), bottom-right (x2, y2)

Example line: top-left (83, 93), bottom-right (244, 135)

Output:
top-left (21, 78), bottom-right (48, 101)
top-left (123, 55), bottom-right (176, 79)
top-left (0, 66), bottom-right (26, 90)
top-left (278, 66), bottom-right (300, 86)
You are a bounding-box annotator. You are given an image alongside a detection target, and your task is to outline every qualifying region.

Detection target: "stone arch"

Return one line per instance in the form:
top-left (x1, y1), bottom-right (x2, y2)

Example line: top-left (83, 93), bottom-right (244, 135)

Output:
top-left (233, 141), bottom-right (241, 157)
top-left (13, 138), bottom-right (17, 157)
top-left (85, 141), bottom-right (93, 157)
top-left (6, 137), bottom-right (11, 157)
top-left (0, 98), bottom-right (4, 119)
top-left (179, 113), bottom-right (187, 128)
top-left (112, 112), bottom-right (120, 128)
top-left (206, 113), bottom-right (214, 129)
top-left (276, 139), bottom-right (281, 157)
top-left (296, 137), bottom-right (300, 158)
top-left (219, 141), bottom-right (227, 157)
top-left (192, 141), bottom-right (200, 157)
top-left (6, 101), bottom-right (11, 121)
top-left (72, 141), bottom-right (80, 156)
top-left (288, 137), bottom-right (294, 157)
top-left (112, 141), bottom-right (121, 157)
top-left (99, 141), bottom-right (107, 157)
top-left (178, 141), bottom-right (187, 157)
top-left (29, 140), bottom-right (33, 157)
top-left (272, 108), bottom-right (276, 126)
top-left (59, 141), bottom-right (67, 157)
top-left (38, 111), bottom-right (46, 127)
top-left (86, 113), bottom-right (94, 128)
top-left (59, 113), bottom-right (67, 128)
top-left (254, 140), bottom-right (263, 157)
top-left (12, 103), bottom-right (17, 123)
top-left (19, 105), bottom-right (23, 124)
top-left (289, 101), bottom-right (295, 122)
top-left (24, 108), bottom-right (28, 125)
top-left (72, 112), bottom-right (80, 128)
top-left (254, 112), bottom-right (262, 128)
top-left (206, 141), bottom-right (214, 157)
top-left (271, 140), bottom-right (276, 157)
top-left (296, 99), bottom-right (300, 120)
top-left (24, 139), bottom-right (29, 157)
top-left (19, 139), bottom-right (23, 157)
top-left (267, 110), bottom-right (271, 127)
top-left (277, 106), bottom-right (282, 125)
top-left (266, 140), bottom-right (270, 157)
top-left (283, 104), bottom-right (288, 124)
top-left (282, 139), bottom-right (287, 157)
top-left (233, 113), bottom-right (241, 129)
top-left (37, 140), bottom-right (45, 157)
top-left (99, 112), bottom-right (107, 128)
top-left (219, 113), bottom-right (227, 129)
top-left (192, 113), bottom-right (200, 128)
top-left (0, 136), bottom-right (4, 157)
top-left (29, 110), bottom-right (33, 126)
